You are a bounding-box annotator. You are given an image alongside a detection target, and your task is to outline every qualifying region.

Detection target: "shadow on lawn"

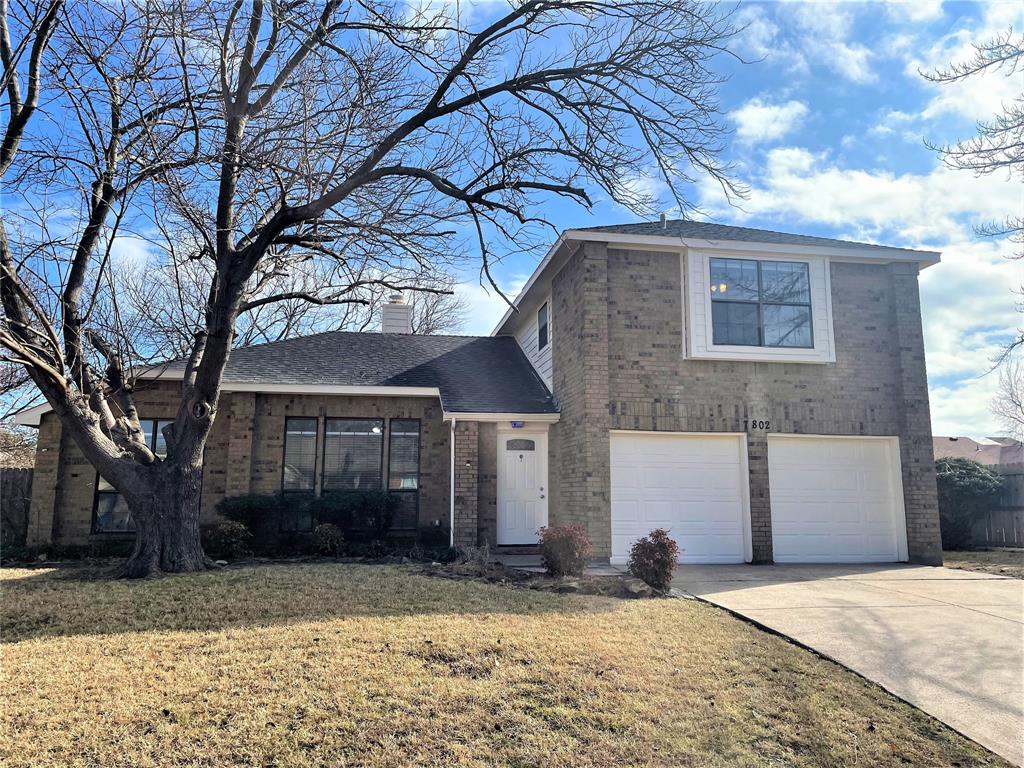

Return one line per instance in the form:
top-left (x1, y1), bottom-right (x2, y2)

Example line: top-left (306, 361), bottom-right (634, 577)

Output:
top-left (1, 561), bottom-right (616, 643)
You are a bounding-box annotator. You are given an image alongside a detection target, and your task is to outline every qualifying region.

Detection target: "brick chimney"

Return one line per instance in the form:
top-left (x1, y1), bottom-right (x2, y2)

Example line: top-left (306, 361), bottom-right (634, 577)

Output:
top-left (381, 292), bottom-right (413, 334)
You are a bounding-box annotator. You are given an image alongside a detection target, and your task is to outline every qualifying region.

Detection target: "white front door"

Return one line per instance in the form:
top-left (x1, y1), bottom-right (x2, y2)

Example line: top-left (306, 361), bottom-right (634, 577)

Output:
top-left (497, 430), bottom-right (548, 545)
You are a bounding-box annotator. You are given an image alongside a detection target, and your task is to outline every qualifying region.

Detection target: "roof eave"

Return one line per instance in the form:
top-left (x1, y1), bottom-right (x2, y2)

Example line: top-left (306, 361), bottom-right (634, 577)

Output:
top-left (562, 229), bottom-right (942, 264)
top-left (443, 411), bottom-right (560, 423)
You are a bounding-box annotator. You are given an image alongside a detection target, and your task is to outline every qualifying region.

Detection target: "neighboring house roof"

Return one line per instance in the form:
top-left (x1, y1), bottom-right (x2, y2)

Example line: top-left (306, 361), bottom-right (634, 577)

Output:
top-left (933, 436), bottom-right (1024, 466)
top-left (577, 219), bottom-right (937, 256)
top-left (153, 331), bottom-right (558, 416)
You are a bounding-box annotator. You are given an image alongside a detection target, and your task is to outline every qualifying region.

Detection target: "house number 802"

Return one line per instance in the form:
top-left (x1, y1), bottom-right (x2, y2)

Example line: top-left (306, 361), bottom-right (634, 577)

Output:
top-left (744, 419), bottom-right (770, 431)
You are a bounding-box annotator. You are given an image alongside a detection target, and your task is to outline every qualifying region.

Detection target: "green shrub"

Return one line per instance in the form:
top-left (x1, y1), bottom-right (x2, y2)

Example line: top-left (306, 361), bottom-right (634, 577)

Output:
top-left (935, 457), bottom-right (1004, 549)
top-left (417, 525), bottom-right (450, 548)
top-left (216, 494), bottom-right (284, 527)
top-left (538, 524), bottom-right (592, 578)
top-left (627, 529), bottom-right (680, 591)
top-left (314, 523), bottom-right (345, 556)
top-left (202, 520), bottom-right (254, 560)
top-left (309, 490), bottom-right (400, 541)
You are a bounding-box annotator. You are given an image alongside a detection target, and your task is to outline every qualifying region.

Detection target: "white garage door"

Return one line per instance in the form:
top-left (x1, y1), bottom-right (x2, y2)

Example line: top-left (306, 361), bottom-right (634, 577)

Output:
top-left (610, 432), bottom-right (749, 565)
top-left (768, 435), bottom-right (908, 563)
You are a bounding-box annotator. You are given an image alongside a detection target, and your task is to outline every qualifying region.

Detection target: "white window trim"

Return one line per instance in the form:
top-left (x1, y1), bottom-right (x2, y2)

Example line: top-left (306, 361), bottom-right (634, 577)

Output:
top-left (537, 301), bottom-right (550, 351)
top-left (685, 248), bottom-right (836, 364)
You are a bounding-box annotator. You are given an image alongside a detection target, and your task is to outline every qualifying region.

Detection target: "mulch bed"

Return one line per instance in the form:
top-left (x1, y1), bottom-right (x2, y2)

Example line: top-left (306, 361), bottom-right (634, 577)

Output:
top-left (420, 560), bottom-right (672, 599)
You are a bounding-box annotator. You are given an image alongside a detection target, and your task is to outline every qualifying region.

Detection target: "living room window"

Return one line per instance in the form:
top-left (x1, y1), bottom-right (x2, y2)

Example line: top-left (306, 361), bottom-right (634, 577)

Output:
top-left (709, 258), bottom-right (812, 348)
top-left (93, 418), bottom-right (173, 534)
top-left (280, 417), bottom-right (318, 531)
top-left (537, 301), bottom-right (549, 350)
top-left (388, 419), bottom-right (421, 491)
top-left (322, 418), bottom-right (384, 491)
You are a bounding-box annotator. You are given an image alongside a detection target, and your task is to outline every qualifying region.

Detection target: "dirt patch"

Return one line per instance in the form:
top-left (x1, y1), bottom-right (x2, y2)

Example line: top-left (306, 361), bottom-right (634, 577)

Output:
top-left (944, 549), bottom-right (1024, 579)
top-left (422, 560), bottom-right (663, 598)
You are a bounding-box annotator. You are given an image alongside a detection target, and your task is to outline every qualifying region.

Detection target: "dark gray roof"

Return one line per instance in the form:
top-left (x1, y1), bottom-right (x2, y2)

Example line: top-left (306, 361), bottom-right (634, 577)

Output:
top-left (578, 219), bottom-right (935, 255)
top-left (160, 332), bottom-right (557, 414)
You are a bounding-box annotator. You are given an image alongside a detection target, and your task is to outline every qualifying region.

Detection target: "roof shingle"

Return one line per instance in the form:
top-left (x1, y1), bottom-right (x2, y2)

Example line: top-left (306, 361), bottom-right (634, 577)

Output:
top-left (159, 331), bottom-right (557, 415)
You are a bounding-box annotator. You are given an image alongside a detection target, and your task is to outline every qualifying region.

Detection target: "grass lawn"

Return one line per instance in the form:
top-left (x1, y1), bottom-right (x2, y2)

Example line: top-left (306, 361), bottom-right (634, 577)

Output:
top-left (944, 549), bottom-right (1024, 579)
top-left (1, 563), bottom-right (1009, 768)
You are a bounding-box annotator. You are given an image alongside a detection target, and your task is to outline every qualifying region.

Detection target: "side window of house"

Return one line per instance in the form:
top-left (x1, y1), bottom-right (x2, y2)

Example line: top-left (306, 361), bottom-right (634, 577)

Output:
top-left (709, 258), bottom-right (812, 348)
top-left (93, 418), bottom-right (173, 534)
top-left (281, 417), bottom-right (318, 532)
top-left (322, 418), bottom-right (384, 491)
top-left (537, 301), bottom-right (549, 350)
top-left (388, 419), bottom-right (420, 491)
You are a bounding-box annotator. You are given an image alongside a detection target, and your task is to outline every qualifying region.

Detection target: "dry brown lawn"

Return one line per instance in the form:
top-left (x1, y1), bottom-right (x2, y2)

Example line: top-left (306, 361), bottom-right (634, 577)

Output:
top-left (0, 563), bottom-right (1010, 768)
top-left (944, 549), bottom-right (1024, 579)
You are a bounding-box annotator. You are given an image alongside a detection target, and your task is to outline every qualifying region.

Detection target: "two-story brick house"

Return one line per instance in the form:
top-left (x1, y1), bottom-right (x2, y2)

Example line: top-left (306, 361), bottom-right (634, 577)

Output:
top-left (19, 220), bottom-right (944, 565)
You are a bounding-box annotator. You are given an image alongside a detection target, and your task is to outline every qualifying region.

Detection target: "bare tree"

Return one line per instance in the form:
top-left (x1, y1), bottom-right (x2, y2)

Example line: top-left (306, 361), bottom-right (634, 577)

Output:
top-left (1, 0), bottom-right (739, 577)
top-left (924, 29), bottom-right (1024, 357)
top-left (992, 357), bottom-right (1024, 440)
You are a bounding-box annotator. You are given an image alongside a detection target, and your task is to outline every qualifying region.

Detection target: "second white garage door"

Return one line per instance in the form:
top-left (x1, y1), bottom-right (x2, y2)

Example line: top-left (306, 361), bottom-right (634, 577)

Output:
top-left (610, 432), bottom-right (750, 565)
top-left (768, 435), bottom-right (908, 563)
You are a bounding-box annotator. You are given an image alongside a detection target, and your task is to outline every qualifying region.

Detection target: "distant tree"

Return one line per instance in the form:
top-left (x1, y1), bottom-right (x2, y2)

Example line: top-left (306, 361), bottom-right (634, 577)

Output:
top-left (924, 29), bottom-right (1024, 357)
top-left (992, 358), bottom-right (1024, 440)
top-left (1, 1), bottom-right (739, 577)
top-left (935, 457), bottom-right (1004, 550)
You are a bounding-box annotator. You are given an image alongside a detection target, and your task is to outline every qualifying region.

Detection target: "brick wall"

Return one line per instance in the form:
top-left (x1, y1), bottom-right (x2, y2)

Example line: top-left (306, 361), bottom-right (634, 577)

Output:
top-left (549, 241), bottom-right (612, 554)
top-left (546, 245), bottom-right (942, 564)
top-left (453, 422), bottom-right (479, 548)
top-left (27, 386), bottom-right (456, 546)
top-left (477, 422), bottom-right (498, 546)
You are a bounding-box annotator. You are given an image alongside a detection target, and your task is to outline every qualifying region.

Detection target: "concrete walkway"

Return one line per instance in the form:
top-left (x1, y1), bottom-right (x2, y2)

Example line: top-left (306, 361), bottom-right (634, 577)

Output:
top-left (673, 564), bottom-right (1024, 766)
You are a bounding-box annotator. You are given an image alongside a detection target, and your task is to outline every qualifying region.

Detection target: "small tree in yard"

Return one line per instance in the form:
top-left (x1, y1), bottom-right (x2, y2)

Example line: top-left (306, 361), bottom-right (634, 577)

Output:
top-left (1, 0), bottom-right (739, 577)
top-left (627, 528), bottom-right (679, 591)
top-left (935, 457), bottom-right (1004, 550)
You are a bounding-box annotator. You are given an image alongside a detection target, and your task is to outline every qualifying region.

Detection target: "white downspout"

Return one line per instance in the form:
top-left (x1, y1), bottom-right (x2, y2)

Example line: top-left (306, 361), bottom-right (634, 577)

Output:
top-left (449, 417), bottom-right (456, 547)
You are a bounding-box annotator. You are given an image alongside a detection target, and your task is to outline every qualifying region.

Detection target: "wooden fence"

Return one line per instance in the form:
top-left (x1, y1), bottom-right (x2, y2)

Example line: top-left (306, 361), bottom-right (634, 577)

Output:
top-left (969, 463), bottom-right (1024, 548)
top-left (1, 468), bottom-right (34, 549)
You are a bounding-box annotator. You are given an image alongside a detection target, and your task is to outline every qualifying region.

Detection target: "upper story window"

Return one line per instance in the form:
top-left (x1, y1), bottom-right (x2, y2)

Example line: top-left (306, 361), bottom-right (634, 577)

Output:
top-left (537, 302), bottom-right (549, 350)
top-left (323, 418), bottom-right (384, 491)
top-left (94, 418), bottom-right (173, 534)
top-left (709, 258), bottom-right (812, 348)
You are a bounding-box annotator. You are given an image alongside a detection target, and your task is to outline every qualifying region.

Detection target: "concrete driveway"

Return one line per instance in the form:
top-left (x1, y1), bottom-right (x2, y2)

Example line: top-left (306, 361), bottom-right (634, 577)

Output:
top-left (673, 564), bottom-right (1024, 765)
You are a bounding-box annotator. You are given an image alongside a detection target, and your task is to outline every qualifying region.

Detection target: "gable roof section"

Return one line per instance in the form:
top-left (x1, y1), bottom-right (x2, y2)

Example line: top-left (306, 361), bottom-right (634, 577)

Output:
top-left (492, 218), bottom-right (942, 336)
top-left (154, 331), bottom-right (558, 416)
top-left (577, 219), bottom-right (940, 256)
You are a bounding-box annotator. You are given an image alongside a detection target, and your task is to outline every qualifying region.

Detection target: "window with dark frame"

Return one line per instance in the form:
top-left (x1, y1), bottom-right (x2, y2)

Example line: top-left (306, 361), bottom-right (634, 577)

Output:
top-left (322, 418), bottom-right (384, 491)
top-left (93, 418), bottom-right (174, 534)
top-left (537, 302), bottom-right (549, 350)
top-left (709, 257), bottom-right (813, 348)
top-left (280, 417), bottom-right (318, 531)
top-left (388, 419), bottom-right (421, 491)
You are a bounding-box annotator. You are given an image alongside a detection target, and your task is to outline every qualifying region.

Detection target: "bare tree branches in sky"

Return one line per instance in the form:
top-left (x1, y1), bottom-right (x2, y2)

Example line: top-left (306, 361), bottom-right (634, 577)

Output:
top-left (1, 0), bottom-right (738, 576)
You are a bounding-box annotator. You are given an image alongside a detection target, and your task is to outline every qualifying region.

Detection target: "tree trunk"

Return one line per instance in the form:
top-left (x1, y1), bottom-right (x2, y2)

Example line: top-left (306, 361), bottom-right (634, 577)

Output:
top-left (121, 461), bottom-right (214, 578)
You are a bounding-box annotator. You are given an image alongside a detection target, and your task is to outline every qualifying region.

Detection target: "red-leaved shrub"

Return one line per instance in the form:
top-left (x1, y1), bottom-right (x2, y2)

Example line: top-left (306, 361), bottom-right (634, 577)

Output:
top-left (538, 524), bottom-right (592, 577)
top-left (627, 529), bottom-right (680, 591)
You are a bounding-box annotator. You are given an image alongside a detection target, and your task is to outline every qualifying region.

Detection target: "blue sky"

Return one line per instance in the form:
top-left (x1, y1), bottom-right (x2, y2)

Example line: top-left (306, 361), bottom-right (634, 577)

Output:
top-left (458, 0), bottom-right (1024, 439)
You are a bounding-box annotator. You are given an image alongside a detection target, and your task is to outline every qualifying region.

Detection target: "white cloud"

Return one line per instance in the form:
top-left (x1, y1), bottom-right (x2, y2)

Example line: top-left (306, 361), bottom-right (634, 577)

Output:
top-left (733, 5), bottom-right (809, 75)
top-left (906, 0), bottom-right (1024, 123)
top-left (730, 98), bottom-right (809, 145)
top-left (457, 275), bottom-right (528, 336)
top-left (884, 0), bottom-right (945, 23)
top-left (734, 3), bottom-right (876, 84)
top-left (789, 3), bottom-right (876, 83)
top-left (698, 148), bottom-right (1020, 436)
